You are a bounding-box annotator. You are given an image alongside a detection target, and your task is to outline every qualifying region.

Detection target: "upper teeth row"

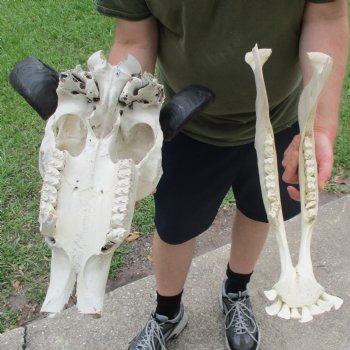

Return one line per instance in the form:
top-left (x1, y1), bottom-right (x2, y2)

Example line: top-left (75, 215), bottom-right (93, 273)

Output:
top-left (107, 159), bottom-right (133, 246)
top-left (39, 150), bottom-right (65, 236)
top-left (263, 135), bottom-right (280, 220)
top-left (303, 136), bottom-right (317, 221)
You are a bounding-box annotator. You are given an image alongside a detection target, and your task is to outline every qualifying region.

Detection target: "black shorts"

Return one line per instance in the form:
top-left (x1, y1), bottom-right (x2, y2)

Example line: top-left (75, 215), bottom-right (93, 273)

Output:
top-left (154, 123), bottom-right (300, 244)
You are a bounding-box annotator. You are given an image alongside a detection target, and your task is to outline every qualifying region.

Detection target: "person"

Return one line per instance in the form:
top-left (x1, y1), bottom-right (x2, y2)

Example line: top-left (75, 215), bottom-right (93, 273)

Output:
top-left (95, 1), bottom-right (348, 349)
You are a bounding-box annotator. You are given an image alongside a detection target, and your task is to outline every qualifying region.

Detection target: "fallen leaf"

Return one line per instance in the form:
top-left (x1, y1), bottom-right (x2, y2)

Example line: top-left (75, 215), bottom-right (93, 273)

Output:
top-left (335, 175), bottom-right (346, 185)
top-left (44, 256), bottom-right (50, 261)
top-left (126, 232), bottom-right (140, 242)
top-left (147, 255), bottom-right (153, 262)
top-left (12, 280), bottom-right (20, 289)
top-left (134, 201), bottom-right (140, 209)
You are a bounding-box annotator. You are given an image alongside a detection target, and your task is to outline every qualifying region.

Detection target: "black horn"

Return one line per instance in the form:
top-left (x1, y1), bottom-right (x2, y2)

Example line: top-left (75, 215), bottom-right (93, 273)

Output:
top-left (9, 57), bottom-right (59, 120)
top-left (160, 85), bottom-right (215, 141)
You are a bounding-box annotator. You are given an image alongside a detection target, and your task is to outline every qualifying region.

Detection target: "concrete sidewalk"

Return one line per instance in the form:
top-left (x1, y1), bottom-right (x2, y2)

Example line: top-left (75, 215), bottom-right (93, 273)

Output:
top-left (1, 195), bottom-right (349, 350)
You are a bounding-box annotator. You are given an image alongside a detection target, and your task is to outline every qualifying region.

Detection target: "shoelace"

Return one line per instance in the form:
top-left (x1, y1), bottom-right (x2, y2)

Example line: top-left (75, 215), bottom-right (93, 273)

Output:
top-left (224, 296), bottom-right (258, 343)
top-left (136, 317), bottom-right (167, 350)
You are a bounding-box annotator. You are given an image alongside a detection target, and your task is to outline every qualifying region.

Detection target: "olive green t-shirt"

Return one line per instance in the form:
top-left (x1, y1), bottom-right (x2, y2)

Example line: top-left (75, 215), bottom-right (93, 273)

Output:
top-left (95, 0), bottom-right (334, 146)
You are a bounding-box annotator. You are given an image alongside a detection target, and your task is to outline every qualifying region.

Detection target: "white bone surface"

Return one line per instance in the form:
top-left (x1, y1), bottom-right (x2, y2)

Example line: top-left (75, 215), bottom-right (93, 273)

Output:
top-left (39, 51), bottom-right (164, 314)
top-left (246, 45), bottom-right (342, 322)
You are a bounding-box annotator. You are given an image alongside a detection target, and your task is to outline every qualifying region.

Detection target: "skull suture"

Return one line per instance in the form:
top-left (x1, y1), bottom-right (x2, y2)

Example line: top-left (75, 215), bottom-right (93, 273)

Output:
top-left (246, 45), bottom-right (343, 322)
top-left (38, 51), bottom-right (164, 314)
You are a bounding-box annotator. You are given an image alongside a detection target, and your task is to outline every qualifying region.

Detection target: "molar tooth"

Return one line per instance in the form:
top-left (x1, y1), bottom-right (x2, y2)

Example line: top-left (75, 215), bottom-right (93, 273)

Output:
top-left (268, 209), bottom-right (277, 220)
top-left (40, 201), bottom-right (55, 213)
top-left (43, 175), bottom-right (60, 188)
top-left (306, 182), bottom-right (316, 191)
top-left (46, 166), bottom-right (61, 177)
top-left (119, 159), bottom-right (132, 169)
top-left (271, 202), bottom-right (280, 210)
top-left (264, 145), bottom-right (274, 157)
top-left (39, 202), bottom-right (57, 235)
top-left (41, 193), bottom-right (57, 207)
top-left (264, 158), bottom-right (274, 174)
top-left (306, 192), bottom-right (316, 201)
top-left (264, 165), bottom-right (274, 174)
top-left (304, 137), bottom-right (313, 148)
top-left (118, 169), bottom-right (132, 178)
top-left (265, 180), bottom-right (275, 190)
top-left (112, 203), bottom-right (128, 214)
top-left (42, 184), bottom-right (58, 194)
top-left (305, 166), bottom-right (315, 176)
top-left (307, 175), bottom-right (316, 183)
top-left (115, 196), bottom-right (128, 204)
top-left (306, 208), bottom-right (317, 220)
top-left (117, 178), bottom-right (131, 187)
top-left (115, 187), bottom-right (129, 196)
top-left (264, 135), bottom-right (274, 146)
top-left (111, 213), bottom-right (126, 227)
top-left (305, 200), bottom-right (316, 209)
top-left (52, 149), bottom-right (65, 161)
top-left (48, 158), bottom-right (65, 171)
top-left (267, 190), bottom-right (277, 202)
top-left (107, 228), bottom-right (127, 243)
top-left (304, 149), bottom-right (313, 160)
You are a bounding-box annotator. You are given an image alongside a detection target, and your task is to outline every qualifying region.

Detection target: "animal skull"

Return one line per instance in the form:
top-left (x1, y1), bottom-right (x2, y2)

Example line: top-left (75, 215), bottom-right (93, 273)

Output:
top-left (38, 51), bottom-right (164, 314)
top-left (246, 45), bottom-right (343, 322)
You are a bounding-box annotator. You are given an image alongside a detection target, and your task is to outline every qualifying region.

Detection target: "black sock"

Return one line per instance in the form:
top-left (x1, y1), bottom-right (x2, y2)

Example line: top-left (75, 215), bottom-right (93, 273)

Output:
top-left (155, 290), bottom-right (183, 319)
top-left (225, 264), bottom-right (253, 293)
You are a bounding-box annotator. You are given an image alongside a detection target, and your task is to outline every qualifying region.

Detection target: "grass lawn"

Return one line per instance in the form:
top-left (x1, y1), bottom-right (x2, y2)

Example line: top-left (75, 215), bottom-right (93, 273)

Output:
top-left (0, 0), bottom-right (349, 333)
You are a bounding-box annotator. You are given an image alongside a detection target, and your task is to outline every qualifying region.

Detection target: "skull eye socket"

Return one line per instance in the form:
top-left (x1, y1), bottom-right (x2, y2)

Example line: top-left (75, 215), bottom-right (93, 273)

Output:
top-left (54, 114), bottom-right (87, 156)
top-left (110, 123), bottom-right (155, 164)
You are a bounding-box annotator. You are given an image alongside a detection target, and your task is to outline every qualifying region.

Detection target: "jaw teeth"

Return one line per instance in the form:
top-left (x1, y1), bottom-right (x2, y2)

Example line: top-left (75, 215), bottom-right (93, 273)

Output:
top-left (39, 150), bottom-right (66, 236)
top-left (107, 228), bottom-right (126, 244)
top-left (105, 159), bottom-right (134, 249)
top-left (114, 196), bottom-right (128, 204)
top-left (113, 203), bottom-right (128, 214)
top-left (303, 136), bottom-right (317, 221)
top-left (263, 137), bottom-right (280, 220)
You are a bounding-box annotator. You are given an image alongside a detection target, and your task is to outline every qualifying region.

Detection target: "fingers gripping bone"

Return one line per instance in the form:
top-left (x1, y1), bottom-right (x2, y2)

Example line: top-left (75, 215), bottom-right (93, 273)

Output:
top-left (246, 45), bottom-right (342, 322)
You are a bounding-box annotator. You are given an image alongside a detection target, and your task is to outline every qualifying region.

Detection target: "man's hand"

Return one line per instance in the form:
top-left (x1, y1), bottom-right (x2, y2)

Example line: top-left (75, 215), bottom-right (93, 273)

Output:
top-left (282, 130), bottom-right (334, 201)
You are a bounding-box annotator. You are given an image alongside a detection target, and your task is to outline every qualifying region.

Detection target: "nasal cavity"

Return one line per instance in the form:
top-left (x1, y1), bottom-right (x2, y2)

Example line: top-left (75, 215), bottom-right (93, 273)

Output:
top-left (54, 114), bottom-right (87, 156)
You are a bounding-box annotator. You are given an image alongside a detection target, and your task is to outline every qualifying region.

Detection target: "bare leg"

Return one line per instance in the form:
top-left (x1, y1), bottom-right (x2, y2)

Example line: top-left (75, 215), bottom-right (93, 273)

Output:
top-left (153, 232), bottom-right (196, 296)
top-left (229, 209), bottom-right (269, 274)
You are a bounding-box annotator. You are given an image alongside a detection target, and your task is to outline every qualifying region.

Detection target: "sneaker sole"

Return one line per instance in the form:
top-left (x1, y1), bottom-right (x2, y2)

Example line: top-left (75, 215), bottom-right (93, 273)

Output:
top-left (166, 311), bottom-right (189, 341)
top-left (218, 292), bottom-right (261, 350)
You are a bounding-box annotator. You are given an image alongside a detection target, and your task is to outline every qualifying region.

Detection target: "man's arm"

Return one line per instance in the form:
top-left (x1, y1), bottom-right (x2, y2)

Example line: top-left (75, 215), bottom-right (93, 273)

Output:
top-left (108, 16), bottom-right (158, 73)
top-left (282, 0), bottom-right (349, 200)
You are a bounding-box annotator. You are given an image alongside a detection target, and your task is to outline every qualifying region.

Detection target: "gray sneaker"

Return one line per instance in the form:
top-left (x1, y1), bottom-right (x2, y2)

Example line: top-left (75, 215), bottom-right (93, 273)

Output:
top-left (219, 280), bottom-right (260, 350)
top-left (128, 304), bottom-right (188, 350)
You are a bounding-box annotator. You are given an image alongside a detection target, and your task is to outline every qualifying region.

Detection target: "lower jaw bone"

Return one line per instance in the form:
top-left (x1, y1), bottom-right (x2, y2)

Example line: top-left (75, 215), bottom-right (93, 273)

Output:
top-left (246, 45), bottom-right (342, 323)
